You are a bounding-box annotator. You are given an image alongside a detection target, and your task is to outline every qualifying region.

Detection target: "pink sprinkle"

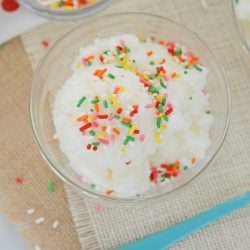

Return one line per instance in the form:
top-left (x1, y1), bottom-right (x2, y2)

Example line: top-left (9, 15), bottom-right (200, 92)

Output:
top-left (139, 134), bottom-right (145, 142)
top-left (93, 113), bottom-right (98, 119)
top-left (108, 114), bottom-right (114, 121)
top-left (145, 104), bottom-right (153, 109)
top-left (202, 89), bottom-right (208, 95)
top-left (163, 74), bottom-right (169, 81)
top-left (110, 135), bottom-right (116, 142)
top-left (95, 205), bottom-right (102, 212)
top-left (156, 110), bottom-right (160, 115)
top-left (82, 58), bottom-right (87, 66)
top-left (98, 138), bottom-right (109, 145)
top-left (167, 103), bottom-right (173, 109)
top-left (121, 75), bottom-right (124, 78)
top-left (92, 122), bottom-right (99, 128)
top-left (163, 92), bottom-right (168, 99)
top-left (120, 39), bottom-right (125, 46)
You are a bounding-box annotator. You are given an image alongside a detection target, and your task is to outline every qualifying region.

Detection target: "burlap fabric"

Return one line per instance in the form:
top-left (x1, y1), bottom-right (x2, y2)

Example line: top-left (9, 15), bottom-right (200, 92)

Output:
top-left (1, 0), bottom-right (249, 249)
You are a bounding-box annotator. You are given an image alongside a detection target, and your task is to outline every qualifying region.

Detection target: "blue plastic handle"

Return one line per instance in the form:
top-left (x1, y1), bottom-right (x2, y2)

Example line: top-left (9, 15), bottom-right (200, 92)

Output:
top-left (115, 192), bottom-right (250, 250)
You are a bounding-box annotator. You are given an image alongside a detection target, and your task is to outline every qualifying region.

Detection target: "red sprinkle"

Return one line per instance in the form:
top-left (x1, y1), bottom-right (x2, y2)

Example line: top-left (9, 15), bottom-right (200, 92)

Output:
top-left (134, 129), bottom-right (140, 134)
top-left (87, 144), bottom-right (92, 150)
top-left (15, 177), bottom-right (23, 184)
top-left (93, 146), bottom-right (98, 151)
top-left (2, 0), bottom-right (20, 12)
top-left (41, 40), bottom-right (49, 48)
top-left (99, 55), bottom-right (104, 63)
top-left (97, 114), bottom-right (108, 119)
top-left (79, 123), bottom-right (91, 132)
top-left (165, 107), bottom-right (173, 115)
top-left (116, 107), bottom-right (123, 114)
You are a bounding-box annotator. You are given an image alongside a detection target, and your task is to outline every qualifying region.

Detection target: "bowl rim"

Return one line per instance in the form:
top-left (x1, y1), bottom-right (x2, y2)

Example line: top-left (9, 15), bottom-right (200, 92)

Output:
top-left (29, 12), bottom-right (231, 205)
top-left (20, 0), bottom-right (113, 20)
top-left (230, 0), bottom-right (250, 53)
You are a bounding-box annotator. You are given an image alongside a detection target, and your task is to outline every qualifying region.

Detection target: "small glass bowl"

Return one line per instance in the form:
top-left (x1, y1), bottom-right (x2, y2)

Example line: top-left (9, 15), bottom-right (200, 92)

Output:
top-left (230, 0), bottom-right (250, 53)
top-left (30, 13), bottom-right (230, 205)
top-left (20, 0), bottom-right (113, 20)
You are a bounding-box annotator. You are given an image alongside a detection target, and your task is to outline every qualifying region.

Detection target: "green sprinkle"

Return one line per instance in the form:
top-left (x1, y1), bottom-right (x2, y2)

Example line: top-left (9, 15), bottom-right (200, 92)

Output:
top-left (89, 130), bottom-right (96, 136)
top-left (87, 61), bottom-right (92, 67)
top-left (0, 44), bottom-right (4, 49)
top-left (127, 136), bottom-right (135, 142)
top-left (103, 50), bottom-right (110, 55)
top-left (160, 178), bottom-right (165, 182)
top-left (235, 0), bottom-right (239, 3)
top-left (48, 181), bottom-right (55, 193)
top-left (160, 79), bottom-right (167, 89)
top-left (194, 64), bottom-right (203, 72)
top-left (162, 98), bottom-right (166, 106)
top-left (184, 70), bottom-right (188, 74)
top-left (90, 184), bottom-right (96, 189)
top-left (158, 104), bottom-right (163, 113)
top-left (76, 96), bottom-right (86, 107)
top-left (132, 59), bottom-right (136, 63)
top-left (157, 117), bottom-right (162, 128)
top-left (121, 121), bottom-right (132, 128)
top-left (123, 138), bottom-right (129, 145)
top-left (115, 65), bottom-right (123, 68)
top-left (163, 115), bottom-right (168, 122)
top-left (206, 110), bottom-right (211, 114)
top-left (175, 49), bottom-right (182, 56)
top-left (183, 166), bottom-right (188, 171)
top-left (92, 142), bottom-right (100, 147)
top-left (184, 65), bottom-right (189, 69)
top-left (108, 73), bottom-right (115, 79)
top-left (150, 61), bottom-right (155, 65)
top-left (189, 96), bottom-right (193, 100)
top-left (90, 108), bottom-right (94, 112)
top-left (103, 100), bottom-right (108, 108)
top-left (116, 47), bottom-right (121, 55)
top-left (91, 99), bottom-right (99, 104)
top-left (114, 114), bottom-right (120, 120)
top-left (148, 75), bottom-right (154, 80)
top-left (148, 85), bottom-right (160, 94)
top-left (124, 46), bottom-right (131, 52)
top-left (154, 73), bottom-right (159, 77)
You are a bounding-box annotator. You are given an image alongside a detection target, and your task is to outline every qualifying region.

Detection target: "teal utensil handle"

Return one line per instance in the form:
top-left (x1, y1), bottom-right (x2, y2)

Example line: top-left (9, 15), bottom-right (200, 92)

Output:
top-left (115, 192), bottom-right (250, 250)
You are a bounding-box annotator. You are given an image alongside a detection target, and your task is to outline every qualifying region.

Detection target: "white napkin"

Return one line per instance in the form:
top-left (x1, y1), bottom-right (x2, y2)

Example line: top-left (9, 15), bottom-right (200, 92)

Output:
top-left (0, 0), bottom-right (47, 44)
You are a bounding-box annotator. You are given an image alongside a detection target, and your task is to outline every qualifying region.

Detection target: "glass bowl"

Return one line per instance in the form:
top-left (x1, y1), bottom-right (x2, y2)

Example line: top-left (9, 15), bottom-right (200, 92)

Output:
top-left (230, 0), bottom-right (250, 53)
top-left (20, 0), bottom-right (113, 20)
top-left (30, 13), bottom-right (230, 205)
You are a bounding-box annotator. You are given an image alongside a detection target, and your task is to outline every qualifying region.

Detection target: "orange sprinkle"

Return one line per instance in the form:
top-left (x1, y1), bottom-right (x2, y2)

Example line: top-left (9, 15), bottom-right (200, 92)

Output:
top-left (191, 157), bottom-right (196, 164)
top-left (106, 189), bottom-right (114, 195)
top-left (76, 115), bottom-right (88, 122)
top-left (101, 126), bottom-right (107, 131)
top-left (161, 58), bottom-right (166, 64)
top-left (147, 50), bottom-right (153, 56)
top-left (159, 40), bottom-right (165, 45)
top-left (171, 72), bottom-right (177, 78)
top-left (94, 103), bottom-right (100, 112)
top-left (93, 68), bottom-right (107, 79)
top-left (122, 117), bottom-right (131, 124)
top-left (87, 55), bottom-right (95, 61)
top-left (112, 128), bottom-right (121, 135)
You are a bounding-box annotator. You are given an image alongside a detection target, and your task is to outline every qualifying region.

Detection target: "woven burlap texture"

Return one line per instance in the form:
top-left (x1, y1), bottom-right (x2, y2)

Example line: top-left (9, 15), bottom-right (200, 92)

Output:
top-left (20, 0), bottom-right (250, 249)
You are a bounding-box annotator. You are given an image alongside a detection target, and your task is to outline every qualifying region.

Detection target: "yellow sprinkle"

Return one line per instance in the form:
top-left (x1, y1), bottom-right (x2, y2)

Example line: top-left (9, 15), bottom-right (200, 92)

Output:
top-left (154, 131), bottom-right (162, 144)
top-left (50, 3), bottom-right (59, 9)
top-left (120, 147), bottom-right (126, 154)
top-left (129, 124), bottom-right (136, 136)
top-left (176, 73), bottom-right (181, 78)
top-left (159, 113), bottom-right (163, 118)
top-left (75, 61), bottom-right (82, 69)
top-left (87, 117), bottom-right (93, 123)
top-left (142, 74), bottom-right (149, 80)
top-left (156, 95), bottom-right (163, 101)
top-left (97, 132), bottom-right (104, 139)
top-left (161, 124), bottom-right (167, 131)
top-left (64, 6), bottom-right (73, 11)
top-left (107, 169), bottom-right (113, 181)
top-left (138, 34), bottom-right (145, 42)
top-left (119, 85), bottom-right (125, 92)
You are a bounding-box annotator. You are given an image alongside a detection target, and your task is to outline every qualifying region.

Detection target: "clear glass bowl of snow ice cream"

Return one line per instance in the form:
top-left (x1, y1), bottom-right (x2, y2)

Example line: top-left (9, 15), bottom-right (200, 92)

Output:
top-left (30, 13), bottom-right (230, 204)
top-left (231, 0), bottom-right (250, 53)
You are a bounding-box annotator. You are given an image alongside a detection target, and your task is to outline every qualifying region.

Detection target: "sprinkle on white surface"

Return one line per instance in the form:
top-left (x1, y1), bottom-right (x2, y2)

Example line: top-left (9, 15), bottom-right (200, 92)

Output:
top-left (52, 220), bottom-right (59, 229)
top-left (35, 217), bottom-right (45, 225)
top-left (27, 208), bottom-right (35, 215)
